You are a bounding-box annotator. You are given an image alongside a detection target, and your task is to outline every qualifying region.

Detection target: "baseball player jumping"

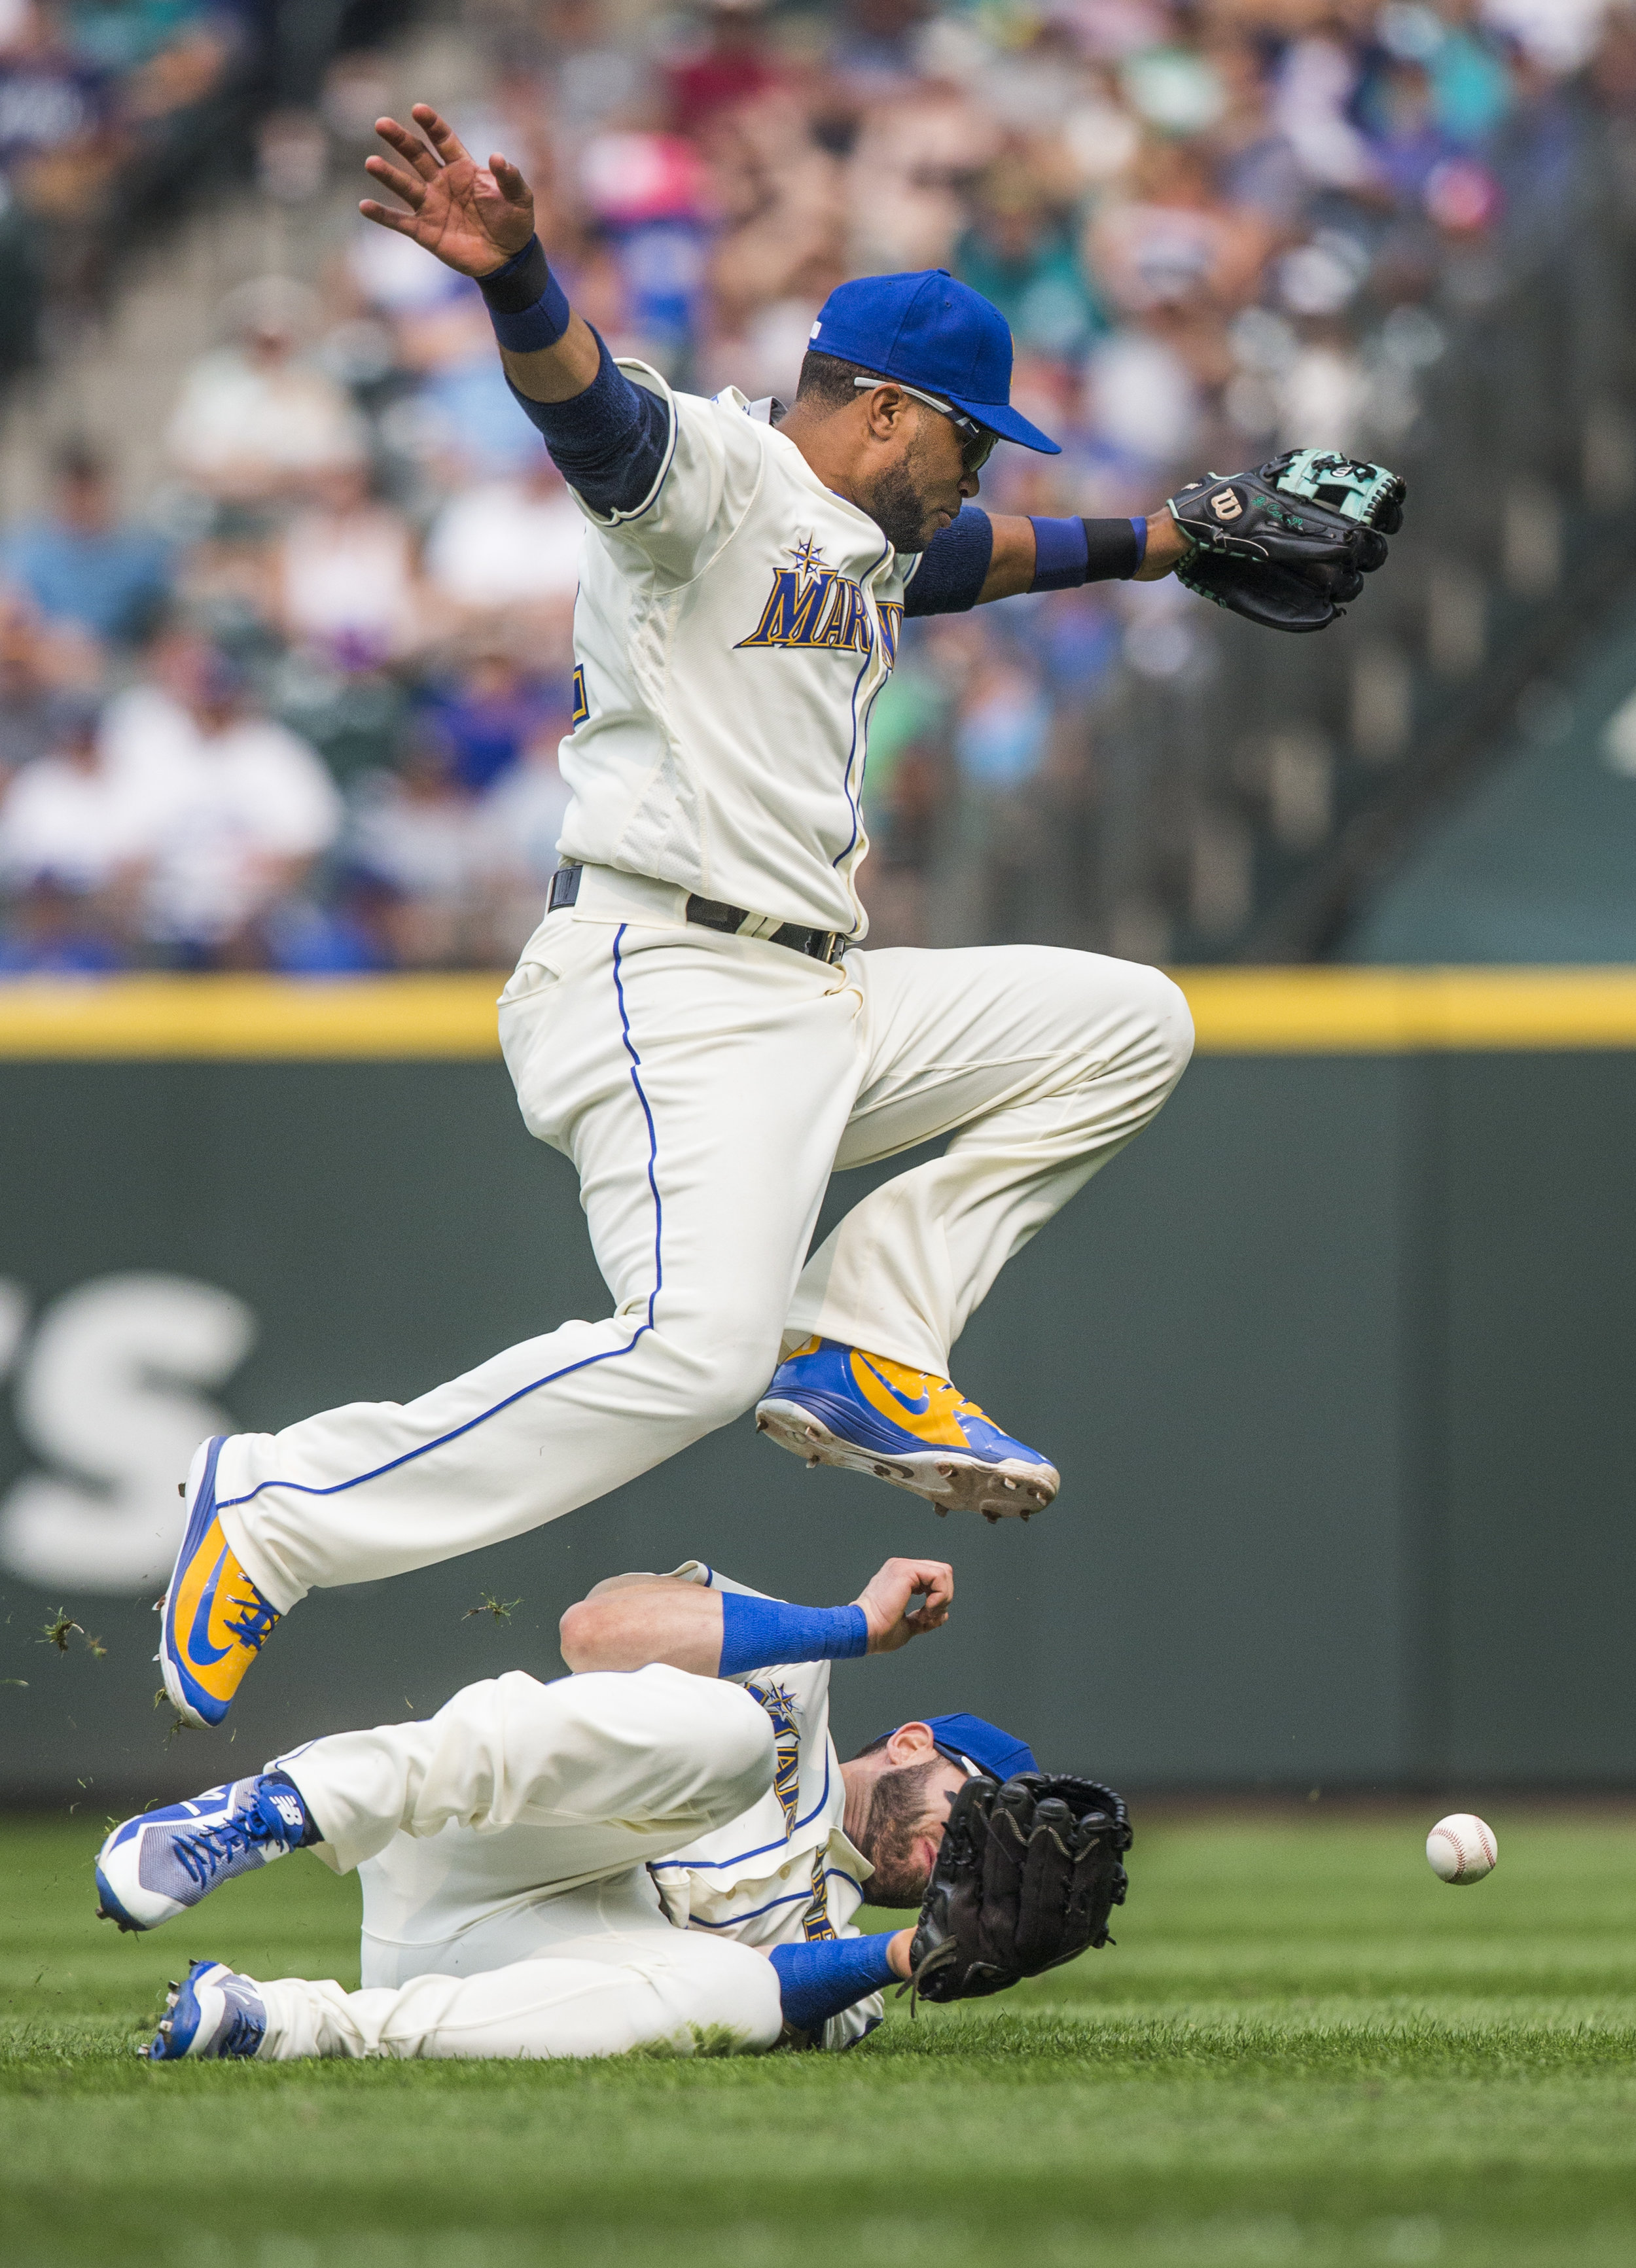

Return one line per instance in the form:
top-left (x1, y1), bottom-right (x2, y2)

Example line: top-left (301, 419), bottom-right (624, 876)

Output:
top-left (156, 105), bottom-right (1405, 1731)
top-left (103, 1554), bottom-right (1128, 2059)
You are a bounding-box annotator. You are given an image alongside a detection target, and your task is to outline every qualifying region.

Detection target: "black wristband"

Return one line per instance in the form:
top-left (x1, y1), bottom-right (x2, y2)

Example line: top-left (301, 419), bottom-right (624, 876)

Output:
top-left (1082, 518), bottom-right (1142, 581)
top-left (478, 236), bottom-right (552, 315)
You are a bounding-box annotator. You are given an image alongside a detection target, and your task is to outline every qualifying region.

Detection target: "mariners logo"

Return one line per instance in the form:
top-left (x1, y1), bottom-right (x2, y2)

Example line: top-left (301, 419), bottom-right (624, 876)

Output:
top-left (745, 1677), bottom-right (802, 1835)
top-left (738, 537), bottom-right (902, 669)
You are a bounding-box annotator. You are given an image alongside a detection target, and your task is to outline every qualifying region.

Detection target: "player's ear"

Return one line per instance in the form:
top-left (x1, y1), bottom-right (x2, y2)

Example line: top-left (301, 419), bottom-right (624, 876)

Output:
top-left (861, 383), bottom-right (907, 444)
top-left (886, 1720), bottom-right (938, 1764)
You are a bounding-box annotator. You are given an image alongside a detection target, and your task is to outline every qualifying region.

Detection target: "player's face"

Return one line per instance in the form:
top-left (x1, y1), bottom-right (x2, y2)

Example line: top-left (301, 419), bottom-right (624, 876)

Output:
top-left (855, 1753), bottom-right (971, 1905)
top-left (860, 405), bottom-right (981, 554)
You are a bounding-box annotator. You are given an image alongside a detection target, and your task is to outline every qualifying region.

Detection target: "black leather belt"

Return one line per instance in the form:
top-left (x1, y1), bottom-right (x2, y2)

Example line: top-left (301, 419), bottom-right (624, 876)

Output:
top-left (547, 865), bottom-right (845, 965)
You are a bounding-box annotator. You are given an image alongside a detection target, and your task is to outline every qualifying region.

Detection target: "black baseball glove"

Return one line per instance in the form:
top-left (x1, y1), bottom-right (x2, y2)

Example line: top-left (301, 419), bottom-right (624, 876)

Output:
top-left (1167, 448), bottom-right (1407, 633)
top-left (904, 1771), bottom-right (1131, 2006)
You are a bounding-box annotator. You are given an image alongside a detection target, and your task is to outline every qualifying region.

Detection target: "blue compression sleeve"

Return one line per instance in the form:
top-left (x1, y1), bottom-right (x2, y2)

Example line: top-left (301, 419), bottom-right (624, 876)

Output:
top-left (505, 332), bottom-right (671, 516)
top-left (478, 236), bottom-right (571, 353)
top-left (1030, 516), bottom-right (1145, 589)
top-left (902, 509), bottom-right (993, 616)
top-left (769, 1934), bottom-right (899, 2033)
top-left (1029, 514), bottom-right (1089, 590)
top-left (717, 1592), bottom-right (868, 1677)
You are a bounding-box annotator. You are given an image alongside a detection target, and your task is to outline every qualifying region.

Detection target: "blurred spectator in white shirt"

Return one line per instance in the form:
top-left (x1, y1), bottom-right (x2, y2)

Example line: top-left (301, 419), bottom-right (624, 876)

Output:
top-left (277, 464), bottom-right (421, 670)
top-left (0, 688), bottom-right (145, 906)
top-left (103, 641), bottom-right (343, 960)
top-left (166, 279), bottom-right (368, 502)
top-left (422, 455), bottom-right (584, 627)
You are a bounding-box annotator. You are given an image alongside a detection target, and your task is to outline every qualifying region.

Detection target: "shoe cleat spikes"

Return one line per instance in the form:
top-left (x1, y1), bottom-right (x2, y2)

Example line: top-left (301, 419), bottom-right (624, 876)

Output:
top-left (755, 1338), bottom-right (1059, 1523)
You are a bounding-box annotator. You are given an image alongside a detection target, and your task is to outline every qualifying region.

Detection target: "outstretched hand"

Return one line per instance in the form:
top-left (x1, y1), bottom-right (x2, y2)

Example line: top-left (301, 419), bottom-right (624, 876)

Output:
top-left (854, 1557), bottom-right (953, 1654)
top-left (360, 103), bottom-right (535, 277)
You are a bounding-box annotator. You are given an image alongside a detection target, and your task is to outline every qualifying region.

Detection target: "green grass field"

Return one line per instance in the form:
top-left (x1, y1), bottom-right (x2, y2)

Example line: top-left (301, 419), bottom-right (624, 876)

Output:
top-left (5, 1807), bottom-right (1636, 2267)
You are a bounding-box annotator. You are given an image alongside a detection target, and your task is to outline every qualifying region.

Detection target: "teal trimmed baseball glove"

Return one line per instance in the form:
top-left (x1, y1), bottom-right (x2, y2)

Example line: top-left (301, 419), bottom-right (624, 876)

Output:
top-left (1167, 448), bottom-right (1408, 634)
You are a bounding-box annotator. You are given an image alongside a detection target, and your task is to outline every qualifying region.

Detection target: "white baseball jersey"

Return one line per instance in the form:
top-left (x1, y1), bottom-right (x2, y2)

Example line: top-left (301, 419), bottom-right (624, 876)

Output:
top-left (646, 1561), bottom-right (882, 2051)
top-left (558, 363), bottom-right (919, 942)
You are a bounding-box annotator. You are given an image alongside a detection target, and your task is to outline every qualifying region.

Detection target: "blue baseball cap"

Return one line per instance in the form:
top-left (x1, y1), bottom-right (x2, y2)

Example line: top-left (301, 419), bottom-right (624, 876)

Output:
top-left (874, 1712), bottom-right (1039, 1784)
top-left (808, 270), bottom-right (1061, 455)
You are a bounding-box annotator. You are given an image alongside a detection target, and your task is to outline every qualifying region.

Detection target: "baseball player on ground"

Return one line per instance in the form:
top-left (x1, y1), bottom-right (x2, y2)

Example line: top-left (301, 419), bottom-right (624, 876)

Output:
top-left (155, 105), bottom-right (1403, 1733)
top-left (102, 1555), bottom-right (1122, 2059)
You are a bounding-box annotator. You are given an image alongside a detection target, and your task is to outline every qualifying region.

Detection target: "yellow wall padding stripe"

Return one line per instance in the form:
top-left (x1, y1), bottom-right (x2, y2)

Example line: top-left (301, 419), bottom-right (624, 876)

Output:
top-left (0, 976), bottom-right (507, 1057)
top-left (1177, 968), bottom-right (1636, 1053)
top-left (0, 968), bottom-right (1635, 1058)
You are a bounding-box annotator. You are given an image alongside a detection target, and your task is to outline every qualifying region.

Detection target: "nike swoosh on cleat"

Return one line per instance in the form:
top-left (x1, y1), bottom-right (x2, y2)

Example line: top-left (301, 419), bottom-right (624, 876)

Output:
top-left (185, 1546), bottom-right (234, 1667)
top-left (856, 1355), bottom-right (932, 1417)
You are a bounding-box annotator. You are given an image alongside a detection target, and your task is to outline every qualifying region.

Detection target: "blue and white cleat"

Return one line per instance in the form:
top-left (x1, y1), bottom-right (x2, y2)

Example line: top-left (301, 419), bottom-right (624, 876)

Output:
top-left (755, 1338), bottom-right (1059, 1522)
top-left (147, 1959), bottom-right (267, 2062)
top-left (157, 1436), bottom-right (282, 1729)
top-left (96, 1772), bottom-right (317, 1934)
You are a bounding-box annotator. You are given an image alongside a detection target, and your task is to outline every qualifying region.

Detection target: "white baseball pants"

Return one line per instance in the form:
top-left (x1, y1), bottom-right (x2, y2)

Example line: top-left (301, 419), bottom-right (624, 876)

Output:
top-left (253, 1662), bottom-right (785, 2059)
top-left (216, 864), bottom-right (1194, 1609)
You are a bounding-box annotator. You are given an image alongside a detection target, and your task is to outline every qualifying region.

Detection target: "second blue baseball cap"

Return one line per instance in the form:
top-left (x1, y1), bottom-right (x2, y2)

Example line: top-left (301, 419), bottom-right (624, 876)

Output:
top-left (873, 1711), bottom-right (1039, 1783)
top-left (808, 269), bottom-right (1061, 455)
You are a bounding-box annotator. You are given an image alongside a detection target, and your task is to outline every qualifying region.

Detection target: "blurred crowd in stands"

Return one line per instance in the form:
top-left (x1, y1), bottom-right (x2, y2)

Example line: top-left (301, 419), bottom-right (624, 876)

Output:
top-left (0, 0), bottom-right (1629, 970)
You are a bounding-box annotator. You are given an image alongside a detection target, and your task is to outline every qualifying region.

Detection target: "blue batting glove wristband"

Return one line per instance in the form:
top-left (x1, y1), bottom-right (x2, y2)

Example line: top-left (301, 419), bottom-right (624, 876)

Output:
top-left (718, 1592), bottom-right (868, 1678)
top-left (769, 1933), bottom-right (899, 2033)
top-left (479, 236), bottom-right (572, 353)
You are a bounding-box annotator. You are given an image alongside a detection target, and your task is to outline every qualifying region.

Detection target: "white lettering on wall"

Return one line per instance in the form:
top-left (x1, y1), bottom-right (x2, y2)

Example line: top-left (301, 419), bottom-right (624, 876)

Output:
top-left (0, 1273), bottom-right (256, 1593)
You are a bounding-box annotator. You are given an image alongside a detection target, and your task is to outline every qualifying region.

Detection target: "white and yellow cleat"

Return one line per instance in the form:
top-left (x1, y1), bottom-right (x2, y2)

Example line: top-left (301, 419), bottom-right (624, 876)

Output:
top-left (156, 1438), bottom-right (281, 1729)
top-left (755, 1338), bottom-right (1058, 1521)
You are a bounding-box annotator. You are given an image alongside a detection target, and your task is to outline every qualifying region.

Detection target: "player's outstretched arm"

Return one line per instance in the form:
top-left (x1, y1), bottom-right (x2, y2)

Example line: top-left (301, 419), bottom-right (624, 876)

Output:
top-left (904, 502), bottom-right (1194, 620)
top-left (359, 105), bottom-right (599, 402)
top-left (559, 1557), bottom-right (953, 1676)
top-left (972, 506), bottom-right (1192, 603)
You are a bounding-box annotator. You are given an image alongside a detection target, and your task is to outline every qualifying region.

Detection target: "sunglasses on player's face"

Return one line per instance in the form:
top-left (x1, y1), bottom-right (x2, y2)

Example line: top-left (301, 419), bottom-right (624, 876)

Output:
top-left (853, 374), bottom-right (998, 476)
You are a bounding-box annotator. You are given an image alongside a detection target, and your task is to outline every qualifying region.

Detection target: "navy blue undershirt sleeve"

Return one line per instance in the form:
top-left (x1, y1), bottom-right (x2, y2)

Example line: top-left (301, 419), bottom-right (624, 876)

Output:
top-left (717, 1592), bottom-right (868, 1678)
top-left (902, 509), bottom-right (994, 616)
top-left (505, 331), bottom-right (670, 517)
top-left (768, 1934), bottom-right (898, 2033)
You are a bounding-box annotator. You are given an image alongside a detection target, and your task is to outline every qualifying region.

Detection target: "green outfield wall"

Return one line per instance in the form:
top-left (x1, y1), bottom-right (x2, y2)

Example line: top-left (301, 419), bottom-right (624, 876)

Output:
top-left (1, 971), bottom-right (1633, 1803)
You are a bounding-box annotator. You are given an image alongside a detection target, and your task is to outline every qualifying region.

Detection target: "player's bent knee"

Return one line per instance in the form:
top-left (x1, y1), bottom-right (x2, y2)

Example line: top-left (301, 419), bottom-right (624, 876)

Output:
top-left (667, 1936), bottom-right (784, 2054)
top-left (655, 1323), bottom-right (785, 1430)
top-left (1139, 966), bottom-right (1195, 1083)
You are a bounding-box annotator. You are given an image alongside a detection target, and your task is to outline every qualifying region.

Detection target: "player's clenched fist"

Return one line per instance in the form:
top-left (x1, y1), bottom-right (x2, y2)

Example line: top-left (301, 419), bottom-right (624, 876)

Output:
top-left (852, 1557), bottom-right (953, 1653)
top-left (359, 103), bottom-right (535, 277)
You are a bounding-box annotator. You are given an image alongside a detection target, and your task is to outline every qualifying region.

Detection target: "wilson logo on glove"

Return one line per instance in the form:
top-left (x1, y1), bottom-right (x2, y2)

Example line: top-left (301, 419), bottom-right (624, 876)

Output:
top-left (1168, 447), bottom-right (1407, 635)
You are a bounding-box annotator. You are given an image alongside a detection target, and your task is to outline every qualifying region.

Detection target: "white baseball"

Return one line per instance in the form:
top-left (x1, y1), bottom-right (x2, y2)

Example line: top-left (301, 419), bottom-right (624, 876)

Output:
top-left (1426, 1813), bottom-right (1497, 1885)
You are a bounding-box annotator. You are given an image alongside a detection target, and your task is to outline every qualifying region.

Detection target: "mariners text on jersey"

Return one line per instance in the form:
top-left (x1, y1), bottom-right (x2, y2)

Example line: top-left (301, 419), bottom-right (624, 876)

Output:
top-left (736, 537), bottom-right (904, 666)
top-left (556, 364), bottom-right (929, 942)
